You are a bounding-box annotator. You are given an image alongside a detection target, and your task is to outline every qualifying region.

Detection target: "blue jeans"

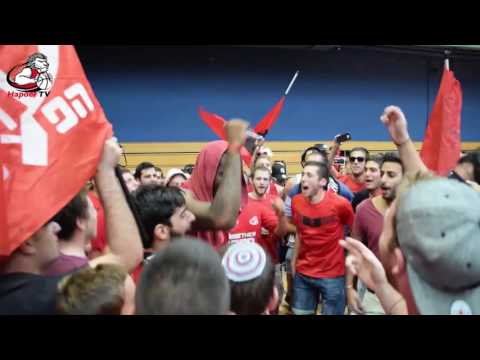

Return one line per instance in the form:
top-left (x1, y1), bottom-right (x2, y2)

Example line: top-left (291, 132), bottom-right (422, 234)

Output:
top-left (292, 273), bottom-right (345, 315)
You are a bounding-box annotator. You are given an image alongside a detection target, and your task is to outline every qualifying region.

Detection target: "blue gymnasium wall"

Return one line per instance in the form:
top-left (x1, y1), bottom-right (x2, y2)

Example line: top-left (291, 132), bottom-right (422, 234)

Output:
top-left (77, 46), bottom-right (480, 142)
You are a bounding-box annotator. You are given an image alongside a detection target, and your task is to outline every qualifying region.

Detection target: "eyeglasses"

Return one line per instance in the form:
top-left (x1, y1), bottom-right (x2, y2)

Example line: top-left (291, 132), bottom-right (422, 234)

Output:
top-left (349, 156), bottom-right (365, 163)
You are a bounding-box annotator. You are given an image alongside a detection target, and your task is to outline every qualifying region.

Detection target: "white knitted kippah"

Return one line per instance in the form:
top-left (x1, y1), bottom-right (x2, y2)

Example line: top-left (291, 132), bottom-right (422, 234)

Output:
top-left (222, 241), bottom-right (266, 282)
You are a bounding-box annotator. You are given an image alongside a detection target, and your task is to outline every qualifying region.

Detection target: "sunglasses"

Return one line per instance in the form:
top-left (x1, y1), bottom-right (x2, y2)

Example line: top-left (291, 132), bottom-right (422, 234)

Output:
top-left (349, 156), bottom-right (365, 163)
top-left (257, 151), bottom-right (269, 157)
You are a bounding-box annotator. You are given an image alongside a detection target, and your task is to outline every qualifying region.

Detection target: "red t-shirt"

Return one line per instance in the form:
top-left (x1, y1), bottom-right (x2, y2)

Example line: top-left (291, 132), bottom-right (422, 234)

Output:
top-left (228, 196), bottom-right (278, 260)
top-left (292, 191), bottom-right (354, 278)
top-left (131, 263), bottom-right (143, 284)
top-left (352, 198), bottom-right (383, 260)
top-left (257, 196), bottom-right (282, 264)
top-left (87, 192), bottom-right (106, 255)
top-left (338, 174), bottom-right (366, 193)
top-left (131, 252), bottom-right (155, 284)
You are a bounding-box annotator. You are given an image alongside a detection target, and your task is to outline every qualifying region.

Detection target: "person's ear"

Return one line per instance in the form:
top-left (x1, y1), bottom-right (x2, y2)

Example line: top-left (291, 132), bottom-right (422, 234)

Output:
top-left (18, 238), bottom-right (36, 256)
top-left (320, 177), bottom-right (328, 188)
top-left (76, 217), bottom-right (87, 232)
top-left (153, 224), bottom-right (170, 242)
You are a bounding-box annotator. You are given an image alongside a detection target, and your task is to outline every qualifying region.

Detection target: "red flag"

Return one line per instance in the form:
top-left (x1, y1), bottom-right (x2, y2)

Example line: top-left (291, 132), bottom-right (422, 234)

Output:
top-left (254, 96), bottom-right (285, 135)
top-left (198, 107), bottom-right (227, 140)
top-left (0, 45), bottom-right (112, 256)
top-left (420, 65), bottom-right (463, 176)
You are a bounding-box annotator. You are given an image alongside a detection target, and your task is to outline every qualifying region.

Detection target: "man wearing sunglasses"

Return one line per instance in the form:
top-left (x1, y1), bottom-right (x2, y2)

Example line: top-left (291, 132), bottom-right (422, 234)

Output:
top-left (337, 148), bottom-right (369, 193)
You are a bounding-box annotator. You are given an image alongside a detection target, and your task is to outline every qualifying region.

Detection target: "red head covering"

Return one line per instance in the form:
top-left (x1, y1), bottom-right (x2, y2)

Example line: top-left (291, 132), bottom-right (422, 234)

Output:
top-left (183, 140), bottom-right (248, 249)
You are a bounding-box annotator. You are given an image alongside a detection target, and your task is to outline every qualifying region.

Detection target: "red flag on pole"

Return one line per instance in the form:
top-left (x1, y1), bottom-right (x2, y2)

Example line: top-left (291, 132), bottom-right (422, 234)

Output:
top-left (254, 96), bottom-right (286, 135)
top-left (0, 45), bottom-right (113, 256)
top-left (420, 62), bottom-right (463, 176)
top-left (198, 107), bottom-right (227, 140)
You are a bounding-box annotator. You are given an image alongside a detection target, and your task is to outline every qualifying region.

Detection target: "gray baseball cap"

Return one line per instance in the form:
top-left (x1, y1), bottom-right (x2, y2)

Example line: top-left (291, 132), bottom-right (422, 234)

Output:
top-left (396, 178), bottom-right (480, 315)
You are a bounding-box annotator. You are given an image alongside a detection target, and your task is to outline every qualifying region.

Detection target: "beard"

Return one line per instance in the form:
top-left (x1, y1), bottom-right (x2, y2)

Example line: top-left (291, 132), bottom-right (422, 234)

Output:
top-left (254, 183), bottom-right (268, 197)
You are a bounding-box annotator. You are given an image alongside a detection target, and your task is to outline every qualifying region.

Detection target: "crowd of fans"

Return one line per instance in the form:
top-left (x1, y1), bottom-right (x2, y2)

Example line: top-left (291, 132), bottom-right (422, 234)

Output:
top-left (1, 107), bottom-right (479, 315)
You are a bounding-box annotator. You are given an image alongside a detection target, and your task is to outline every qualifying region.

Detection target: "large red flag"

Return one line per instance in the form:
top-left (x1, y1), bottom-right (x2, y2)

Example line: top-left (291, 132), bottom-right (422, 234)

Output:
top-left (420, 64), bottom-right (463, 176)
top-left (0, 45), bottom-right (112, 256)
top-left (254, 96), bottom-right (285, 136)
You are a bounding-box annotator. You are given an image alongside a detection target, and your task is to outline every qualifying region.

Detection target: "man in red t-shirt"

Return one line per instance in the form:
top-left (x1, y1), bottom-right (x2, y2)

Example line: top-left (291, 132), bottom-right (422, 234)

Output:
top-left (228, 166), bottom-right (289, 313)
top-left (337, 147), bottom-right (368, 193)
top-left (329, 135), bottom-right (368, 193)
top-left (291, 161), bottom-right (354, 315)
top-left (228, 167), bottom-right (288, 260)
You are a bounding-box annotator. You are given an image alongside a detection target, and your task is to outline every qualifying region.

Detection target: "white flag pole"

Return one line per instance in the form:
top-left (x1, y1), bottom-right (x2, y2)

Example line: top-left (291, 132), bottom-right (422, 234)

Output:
top-left (444, 50), bottom-right (451, 71)
top-left (284, 70), bottom-right (300, 96)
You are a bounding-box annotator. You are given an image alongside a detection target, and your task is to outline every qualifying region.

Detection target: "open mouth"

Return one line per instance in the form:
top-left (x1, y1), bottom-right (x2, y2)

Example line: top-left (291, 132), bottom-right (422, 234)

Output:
top-left (302, 185), bottom-right (310, 192)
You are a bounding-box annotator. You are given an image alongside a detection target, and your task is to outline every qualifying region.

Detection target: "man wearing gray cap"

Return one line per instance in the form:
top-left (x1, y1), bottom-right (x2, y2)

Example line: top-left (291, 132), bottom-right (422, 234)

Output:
top-left (341, 175), bottom-right (480, 315)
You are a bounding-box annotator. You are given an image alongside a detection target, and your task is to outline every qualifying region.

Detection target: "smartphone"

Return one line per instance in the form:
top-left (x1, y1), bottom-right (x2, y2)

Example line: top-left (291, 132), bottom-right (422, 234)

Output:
top-left (336, 133), bottom-right (351, 144)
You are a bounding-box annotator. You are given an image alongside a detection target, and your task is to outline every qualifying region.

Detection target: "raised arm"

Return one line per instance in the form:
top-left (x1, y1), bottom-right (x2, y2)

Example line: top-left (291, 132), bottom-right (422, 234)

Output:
top-left (340, 237), bottom-right (407, 315)
top-left (185, 119), bottom-right (248, 230)
top-left (380, 106), bottom-right (429, 175)
top-left (89, 138), bottom-right (143, 272)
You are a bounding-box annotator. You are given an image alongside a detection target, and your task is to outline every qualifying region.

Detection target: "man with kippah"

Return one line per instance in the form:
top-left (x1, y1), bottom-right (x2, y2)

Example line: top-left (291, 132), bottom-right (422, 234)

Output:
top-left (222, 241), bottom-right (279, 315)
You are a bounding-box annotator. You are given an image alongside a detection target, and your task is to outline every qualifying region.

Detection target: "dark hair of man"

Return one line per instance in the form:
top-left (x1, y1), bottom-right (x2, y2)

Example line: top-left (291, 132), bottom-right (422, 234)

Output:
top-left (229, 249), bottom-right (275, 315)
top-left (301, 146), bottom-right (328, 166)
top-left (132, 184), bottom-right (186, 249)
top-left (135, 238), bottom-right (230, 315)
top-left (182, 164), bottom-right (194, 175)
top-left (382, 152), bottom-right (404, 174)
top-left (56, 264), bottom-right (127, 315)
top-left (303, 161), bottom-right (330, 190)
top-left (367, 153), bottom-right (384, 168)
top-left (350, 147), bottom-right (370, 159)
top-left (458, 151), bottom-right (480, 183)
top-left (134, 162), bottom-right (155, 180)
top-left (51, 190), bottom-right (89, 241)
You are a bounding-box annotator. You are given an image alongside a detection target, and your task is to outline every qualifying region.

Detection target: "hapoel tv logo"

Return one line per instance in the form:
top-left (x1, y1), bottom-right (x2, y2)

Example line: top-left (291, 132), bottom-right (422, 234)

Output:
top-left (0, 83), bottom-right (95, 179)
top-left (6, 52), bottom-right (53, 98)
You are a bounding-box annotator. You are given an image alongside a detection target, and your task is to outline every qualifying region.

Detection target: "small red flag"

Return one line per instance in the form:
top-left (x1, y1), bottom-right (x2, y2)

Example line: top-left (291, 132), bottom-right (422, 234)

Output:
top-left (198, 107), bottom-right (227, 140)
top-left (0, 45), bottom-right (113, 256)
top-left (420, 65), bottom-right (463, 176)
top-left (254, 96), bottom-right (286, 136)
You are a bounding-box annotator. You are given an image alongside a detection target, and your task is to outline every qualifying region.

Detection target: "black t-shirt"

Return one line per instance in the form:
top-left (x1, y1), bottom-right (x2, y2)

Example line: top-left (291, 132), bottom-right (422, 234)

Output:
top-left (0, 273), bottom-right (63, 315)
top-left (351, 189), bottom-right (370, 212)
